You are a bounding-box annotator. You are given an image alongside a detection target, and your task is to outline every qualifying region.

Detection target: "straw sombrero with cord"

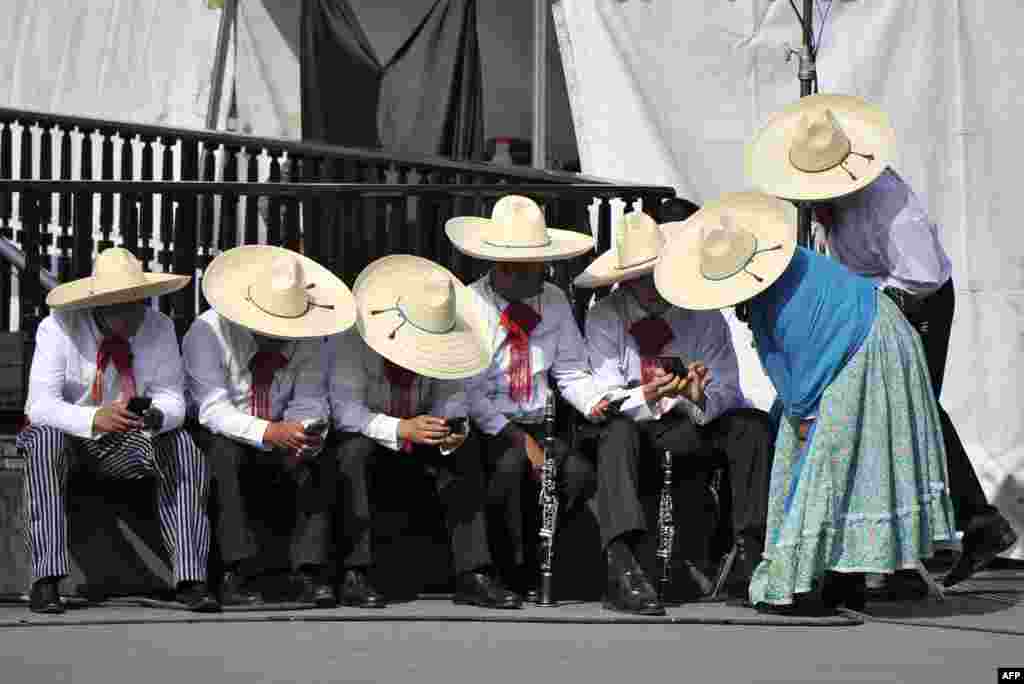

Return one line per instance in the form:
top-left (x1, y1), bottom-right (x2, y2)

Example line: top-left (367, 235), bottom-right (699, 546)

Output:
top-left (47, 247), bottom-right (191, 311)
top-left (654, 193), bottom-right (797, 311)
top-left (202, 245), bottom-right (356, 340)
top-left (574, 211), bottom-right (676, 288)
top-left (446, 195), bottom-right (593, 263)
top-left (353, 254), bottom-right (492, 380)
top-left (746, 93), bottom-right (896, 201)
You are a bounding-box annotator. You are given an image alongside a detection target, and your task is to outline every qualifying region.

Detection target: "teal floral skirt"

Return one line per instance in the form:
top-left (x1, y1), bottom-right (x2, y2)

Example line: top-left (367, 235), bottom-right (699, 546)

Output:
top-left (749, 294), bottom-right (956, 606)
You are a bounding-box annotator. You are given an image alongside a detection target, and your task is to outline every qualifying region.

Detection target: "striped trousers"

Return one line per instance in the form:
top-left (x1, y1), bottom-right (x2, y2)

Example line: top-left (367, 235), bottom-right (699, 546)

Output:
top-left (17, 425), bottom-right (211, 586)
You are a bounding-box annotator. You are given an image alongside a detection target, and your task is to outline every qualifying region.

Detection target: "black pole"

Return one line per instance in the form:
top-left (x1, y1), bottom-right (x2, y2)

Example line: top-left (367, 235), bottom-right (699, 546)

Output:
top-left (797, 0), bottom-right (816, 247)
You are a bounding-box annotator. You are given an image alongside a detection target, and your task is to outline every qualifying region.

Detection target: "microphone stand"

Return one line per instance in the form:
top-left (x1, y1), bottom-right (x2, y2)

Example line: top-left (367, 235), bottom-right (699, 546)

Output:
top-left (787, 0), bottom-right (817, 248)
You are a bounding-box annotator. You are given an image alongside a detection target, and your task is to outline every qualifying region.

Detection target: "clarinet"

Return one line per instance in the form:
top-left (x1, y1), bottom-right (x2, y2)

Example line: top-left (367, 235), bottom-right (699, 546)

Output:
top-left (656, 449), bottom-right (675, 602)
top-left (536, 393), bottom-right (559, 607)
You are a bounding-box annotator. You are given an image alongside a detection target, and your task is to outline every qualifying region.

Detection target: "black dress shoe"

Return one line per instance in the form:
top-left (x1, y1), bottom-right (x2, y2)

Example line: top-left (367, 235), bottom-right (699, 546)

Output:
top-left (944, 512), bottom-right (1019, 587)
top-left (453, 571), bottom-right (523, 609)
top-left (29, 578), bottom-right (64, 615)
top-left (821, 572), bottom-right (866, 612)
top-left (220, 570), bottom-right (263, 606)
top-left (604, 568), bottom-right (665, 616)
top-left (339, 568), bottom-right (386, 608)
top-left (176, 582), bottom-right (221, 613)
top-left (865, 570), bottom-right (929, 601)
top-left (296, 570), bottom-right (338, 608)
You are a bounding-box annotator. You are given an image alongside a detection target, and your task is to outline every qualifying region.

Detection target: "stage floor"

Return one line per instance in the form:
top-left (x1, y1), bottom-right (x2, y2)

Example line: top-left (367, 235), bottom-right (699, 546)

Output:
top-left (1, 569), bottom-right (1021, 684)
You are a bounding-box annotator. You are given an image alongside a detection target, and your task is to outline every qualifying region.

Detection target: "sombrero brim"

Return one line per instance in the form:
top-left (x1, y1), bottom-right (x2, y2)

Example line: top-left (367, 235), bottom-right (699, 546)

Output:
top-left (445, 216), bottom-right (594, 263)
top-left (354, 254), bottom-right (492, 380)
top-left (574, 221), bottom-right (691, 288)
top-left (746, 93), bottom-right (896, 201)
top-left (202, 245), bottom-right (356, 340)
top-left (654, 193), bottom-right (797, 311)
top-left (47, 273), bottom-right (191, 311)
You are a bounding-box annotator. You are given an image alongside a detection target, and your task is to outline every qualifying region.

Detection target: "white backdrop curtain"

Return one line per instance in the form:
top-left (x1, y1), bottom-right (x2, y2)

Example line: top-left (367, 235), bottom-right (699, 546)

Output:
top-left (555, 0), bottom-right (1024, 556)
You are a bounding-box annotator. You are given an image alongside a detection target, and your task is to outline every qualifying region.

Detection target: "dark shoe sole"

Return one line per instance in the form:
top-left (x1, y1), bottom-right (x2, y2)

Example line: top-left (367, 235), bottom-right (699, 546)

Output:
top-left (29, 603), bottom-right (65, 615)
top-left (601, 599), bottom-right (666, 616)
top-left (453, 595), bottom-right (523, 610)
top-left (339, 597), bottom-right (387, 609)
top-left (185, 597), bottom-right (222, 613)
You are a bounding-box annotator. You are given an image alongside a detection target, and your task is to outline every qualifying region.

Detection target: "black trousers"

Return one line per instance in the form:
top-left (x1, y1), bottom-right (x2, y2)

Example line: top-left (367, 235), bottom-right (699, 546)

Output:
top-left (194, 428), bottom-right (334, 571)
top-left (332, 431), bottom-right (492, 575)
top-left (480, 425), bottom-right (596, 570)
top-left (592, 410), bottom-right (773, 551)
top-left (889, 278), bottom-right (997, 529)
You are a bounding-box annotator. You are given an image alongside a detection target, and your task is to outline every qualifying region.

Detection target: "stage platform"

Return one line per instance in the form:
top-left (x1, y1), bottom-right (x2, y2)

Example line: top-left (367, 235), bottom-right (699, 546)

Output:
top-left (0, 569), bottom-right (1021, 684)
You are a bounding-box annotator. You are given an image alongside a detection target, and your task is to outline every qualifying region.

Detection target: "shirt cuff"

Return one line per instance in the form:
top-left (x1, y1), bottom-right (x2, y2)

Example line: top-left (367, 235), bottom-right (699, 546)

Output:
top-left (618, 387), bottom-right (658, 423)
top-left (478, 412), bottom-right (509, 437)
top-left (79, 406), bottom-right (102, 440)
top-left (365, 414), bottom-right (402, 452)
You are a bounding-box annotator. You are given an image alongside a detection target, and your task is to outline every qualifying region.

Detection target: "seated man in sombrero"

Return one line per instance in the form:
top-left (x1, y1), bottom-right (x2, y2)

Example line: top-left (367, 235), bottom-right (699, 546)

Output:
top-left (747, 93), bottom-right (1017, 596)
top-left (445, 195), bottom-right (610, 594)
top-left (182, 245), bottom-right (350, 607)
top-left (21, 248), bottom-right (216, 613)
top-left (328, 255), bottom-right (522, 609)
top-left (575, 210), bottom-right (773, 614)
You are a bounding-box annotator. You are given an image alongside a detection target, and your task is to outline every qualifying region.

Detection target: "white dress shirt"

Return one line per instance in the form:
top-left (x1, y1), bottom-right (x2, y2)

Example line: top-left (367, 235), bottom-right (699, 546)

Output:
top-left (327, 329), bottom-right (468, 452)
top-left (829, 168), bottom-right (952, 297)
top-left (181, 309), bottom-right (328, 449)
top-left (25, 308), bottom-right (186, 439)
top-left (464, 274), bottom-right (606, 436)
top-left (585, 287), bottom-right (746, 425)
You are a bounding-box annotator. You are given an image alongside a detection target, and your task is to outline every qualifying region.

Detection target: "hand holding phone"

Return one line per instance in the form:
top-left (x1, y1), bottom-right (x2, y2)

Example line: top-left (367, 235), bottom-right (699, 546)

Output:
top-left (302, 417), bottom-right (328, 435)
top-left (445, 417), bottom-right (468, 435)
top-left (126, 396), bottom-right (152, 417)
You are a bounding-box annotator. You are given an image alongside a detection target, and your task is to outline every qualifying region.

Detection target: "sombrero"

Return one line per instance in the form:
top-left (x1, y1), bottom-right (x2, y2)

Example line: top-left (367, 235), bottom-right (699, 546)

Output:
top-left (202, 245), bottom-right (356, 339)
top-left (445, 194), bottom-right (593, 263)
top-left (653, 192), bottom-right (797, 311)
top-left (746, 93), bottom-right (895, 201)
top-left (46, 247), bottom-right (190, 311)
top-left (353, 254), bottom-right (492, 380)
top-left (574, 211), bottom-right (668, 288)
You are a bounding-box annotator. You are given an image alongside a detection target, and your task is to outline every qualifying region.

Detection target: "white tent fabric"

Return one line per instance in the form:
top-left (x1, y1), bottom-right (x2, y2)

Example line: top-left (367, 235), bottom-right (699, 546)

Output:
top-left (555, 0), bottom-right (1024, 556)
top-left (0, 0), bottom-right (221, 128)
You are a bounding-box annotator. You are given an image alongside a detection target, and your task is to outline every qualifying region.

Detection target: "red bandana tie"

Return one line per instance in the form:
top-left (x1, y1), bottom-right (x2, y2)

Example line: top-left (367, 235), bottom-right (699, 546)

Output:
top-left (628, 316), bottom-right (675, 384)
top-left (499, 301), bottom-right (542, 404)
top-left (249, 351), bottom-right (288, 420)
top-left (814, 204), bottom-right (836, 230)
top-left (383, 358), bottom-right (418, 453)
top-left (92, 336), bottom-right (137, 403)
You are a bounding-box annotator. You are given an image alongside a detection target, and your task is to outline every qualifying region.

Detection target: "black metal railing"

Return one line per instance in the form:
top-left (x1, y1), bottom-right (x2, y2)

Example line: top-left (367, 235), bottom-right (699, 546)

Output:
top-left (0, 180), bottom-right (675, 339)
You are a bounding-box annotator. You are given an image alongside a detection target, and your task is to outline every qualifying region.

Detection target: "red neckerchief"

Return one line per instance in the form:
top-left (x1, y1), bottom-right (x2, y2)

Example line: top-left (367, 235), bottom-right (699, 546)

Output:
top-left (628, 316), bottom-right (675, 384)
top-left (499, 301), bottom-right (542, 403)
top-left (814, 204), bottom-right (835, 230)
top-left (248, 351), bottom-right (288, 420)
top-left (93, 336), bottom-right (137, 403)
top-left (382, 358), bottom-right (417, 453)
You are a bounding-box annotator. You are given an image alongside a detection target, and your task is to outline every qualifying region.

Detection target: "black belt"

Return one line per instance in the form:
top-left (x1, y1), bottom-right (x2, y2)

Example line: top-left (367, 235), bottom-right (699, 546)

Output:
top-left (883, 286), bottom-right (928, 317)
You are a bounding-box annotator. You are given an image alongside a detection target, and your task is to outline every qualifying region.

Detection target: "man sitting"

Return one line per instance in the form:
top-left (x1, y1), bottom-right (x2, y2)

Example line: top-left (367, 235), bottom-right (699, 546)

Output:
top-left (328, 255), bottom-right (521, 608)
top-left (183, 245), bottom-right (351, 606)
top-left (446, 195), bottom-right (609, 596)
top-left (576, 210), bottom-right (774, 614)
top-left (21, 247), bottom-right (216, 613)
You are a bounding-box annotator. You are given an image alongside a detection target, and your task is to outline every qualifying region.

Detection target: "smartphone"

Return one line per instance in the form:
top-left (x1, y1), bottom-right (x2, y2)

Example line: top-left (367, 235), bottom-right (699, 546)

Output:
top-left (445, 417), bottom-right (468, 434)
top-left (655, 356), bottom-right (690, 377)
top-left (302, 417), bottom-right (328, 435)
top-left (605, 396), bottom-right (629, 416)
top-left (126, 396), bottom-right (152, 416)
